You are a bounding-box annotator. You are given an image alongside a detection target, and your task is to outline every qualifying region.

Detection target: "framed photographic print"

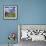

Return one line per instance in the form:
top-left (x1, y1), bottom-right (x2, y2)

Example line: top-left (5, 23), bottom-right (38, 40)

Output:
top-left (4, 5), bottom-right (17, 19)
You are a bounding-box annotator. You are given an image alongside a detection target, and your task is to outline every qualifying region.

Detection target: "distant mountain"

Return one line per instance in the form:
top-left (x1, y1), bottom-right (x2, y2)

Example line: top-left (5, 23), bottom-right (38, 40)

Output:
top-left (5, 7), bottom-right (15, 13)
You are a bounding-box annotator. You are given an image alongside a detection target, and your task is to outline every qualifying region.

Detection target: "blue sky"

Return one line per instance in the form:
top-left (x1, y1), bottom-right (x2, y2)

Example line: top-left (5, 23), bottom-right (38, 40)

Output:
top-left (5, 7), bottom-right (15, 13)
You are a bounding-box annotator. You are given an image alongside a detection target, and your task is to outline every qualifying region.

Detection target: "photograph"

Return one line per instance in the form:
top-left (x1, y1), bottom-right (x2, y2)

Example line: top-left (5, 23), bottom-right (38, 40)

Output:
top-left (4, 5), bottom-right (17, 19)
top-left (18, 25), bottom-right (46, 41)
top-left (18, 25), bottom-right (46, 46)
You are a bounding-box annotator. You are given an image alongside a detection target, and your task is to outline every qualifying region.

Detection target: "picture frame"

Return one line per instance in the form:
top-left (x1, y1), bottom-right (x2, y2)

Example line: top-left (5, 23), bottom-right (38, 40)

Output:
top-left (18, 24), bottom-right (46, 41)
top-left (3, 5), bottom-right (17, 19)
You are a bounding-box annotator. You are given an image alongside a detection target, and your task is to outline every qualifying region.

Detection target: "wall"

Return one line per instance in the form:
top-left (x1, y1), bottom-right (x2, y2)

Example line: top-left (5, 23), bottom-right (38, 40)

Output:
top-left (0, 0), bottom-right (19, 44)
top-left (0, 0), bottom-right (46, 44)
top-left (19, 0), bottom-right (46, 24)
